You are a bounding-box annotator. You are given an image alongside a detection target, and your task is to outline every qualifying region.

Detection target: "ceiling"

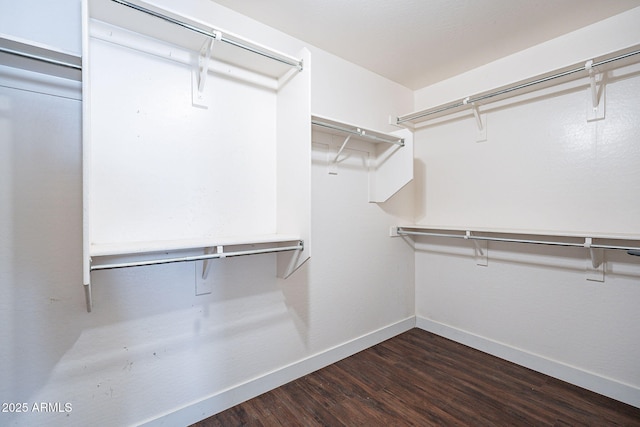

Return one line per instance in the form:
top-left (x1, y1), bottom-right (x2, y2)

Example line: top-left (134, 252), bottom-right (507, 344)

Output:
top-left (211, 0), bottom-right (640, 90)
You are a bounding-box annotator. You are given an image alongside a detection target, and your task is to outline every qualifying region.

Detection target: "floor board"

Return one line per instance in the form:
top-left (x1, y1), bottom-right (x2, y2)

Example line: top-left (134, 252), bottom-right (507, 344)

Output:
top-left (191, 328), bottom-right (640, 426)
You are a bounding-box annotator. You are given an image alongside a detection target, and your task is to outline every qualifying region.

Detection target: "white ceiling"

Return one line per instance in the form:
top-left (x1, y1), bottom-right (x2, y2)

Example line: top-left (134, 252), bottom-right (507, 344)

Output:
top-left (211, 0), bottom-right (640, 90)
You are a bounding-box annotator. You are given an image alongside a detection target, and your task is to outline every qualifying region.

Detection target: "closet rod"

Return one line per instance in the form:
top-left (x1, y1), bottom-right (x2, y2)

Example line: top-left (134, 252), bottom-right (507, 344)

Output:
top-left (311, 120), bottom-right (404, 146)
top-left (396, 228), bottom-right (640, 252)
top-left (111, 0), bottom-right (303, 70)
top-left (397, 48), bottom-right (640, 124)
top-left (91, 242), bottom-right (303, 271)
top-left (0, 46), bottom-right (81, 70)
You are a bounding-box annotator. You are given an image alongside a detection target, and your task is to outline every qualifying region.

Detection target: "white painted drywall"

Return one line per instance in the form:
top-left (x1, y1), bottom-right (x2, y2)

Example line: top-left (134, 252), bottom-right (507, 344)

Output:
top-left (0, 1), bottom-right (414, 425)
top-left (413, 8), bottom-right (640, 406)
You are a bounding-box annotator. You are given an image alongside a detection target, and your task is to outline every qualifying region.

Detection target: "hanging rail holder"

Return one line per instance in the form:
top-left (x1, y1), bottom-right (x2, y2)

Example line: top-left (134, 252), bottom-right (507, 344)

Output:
top-left (465, 231), bottom-right (488, 266)
top-left (585, 60), bottom-right (605, 122)
top-left (329, 134), bottom-right (352, 175)
top-left (463, 98), bottom-right (487, 142)
top-left (584, 237), bottom-right (604, 282)
top-left (192, 31), bottom-right (221, 108)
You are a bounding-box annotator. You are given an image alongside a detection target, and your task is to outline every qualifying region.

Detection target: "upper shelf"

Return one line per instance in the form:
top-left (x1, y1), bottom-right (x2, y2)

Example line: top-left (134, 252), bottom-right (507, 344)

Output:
top-left (311, 115), bottom-right (404, 146)
top-left (89, 0), bottom-right (302, 79)
top-left (396, 44), bottom-right (640, 127)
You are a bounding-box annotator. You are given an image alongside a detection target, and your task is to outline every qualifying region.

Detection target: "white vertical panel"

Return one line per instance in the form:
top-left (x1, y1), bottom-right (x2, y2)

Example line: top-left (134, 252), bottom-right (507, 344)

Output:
top-left (277, 48), bottom-right (312, 277)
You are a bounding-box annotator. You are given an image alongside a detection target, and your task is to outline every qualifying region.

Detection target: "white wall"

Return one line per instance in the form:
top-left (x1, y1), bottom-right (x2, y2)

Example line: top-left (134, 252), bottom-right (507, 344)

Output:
top-left (413, 8), bottom-right (640, 407)
top-left (0, 1), bottom-right (414, 426)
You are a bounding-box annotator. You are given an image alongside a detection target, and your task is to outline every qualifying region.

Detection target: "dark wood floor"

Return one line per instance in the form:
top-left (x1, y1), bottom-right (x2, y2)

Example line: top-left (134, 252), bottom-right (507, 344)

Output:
top-left (192, 328), bottom-right (640, 426)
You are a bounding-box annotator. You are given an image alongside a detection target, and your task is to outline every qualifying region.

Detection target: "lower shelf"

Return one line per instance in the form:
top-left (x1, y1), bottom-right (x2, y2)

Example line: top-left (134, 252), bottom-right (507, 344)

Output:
top-left (90, 234), bottom-right (302, 257)
top-left (83, 234), bottom-right (304, 313)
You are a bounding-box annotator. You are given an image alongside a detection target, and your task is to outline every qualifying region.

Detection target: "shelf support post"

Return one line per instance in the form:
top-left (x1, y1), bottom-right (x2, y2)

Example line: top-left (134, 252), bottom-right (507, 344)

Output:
top-left (202, 245), bottom-right (224, 279)
top-left (192, 30), bottom-right (221, 107)
top-left (465, 231), bottom-right (488, 266)
top-left (329, 134), bottom-right (352, 175)
top-left (585, 237), bottom-right (605, 282)
top-left (585, 60), bottom-right (605, 122)
top-left (463, 97), bottom-right (487, 142)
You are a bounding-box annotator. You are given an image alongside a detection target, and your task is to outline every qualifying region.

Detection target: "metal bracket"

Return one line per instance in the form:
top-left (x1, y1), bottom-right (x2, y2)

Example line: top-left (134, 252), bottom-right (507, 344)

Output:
top-left (464, 98), bottom-right (487, 142)
top-left (192, 30), bottom-right (221, 108)
top-left (197, 245), bottom-right (224, 295)
top-left (328, 134), bottom-right (352, 175)
top-left (465, 231), bottom-right (488, 266)
top-left (202, 245), bottom-right (224, 279)
top-left (585, 60), bottom-right (605, 122)
top-left (584, 238), bottom-right (604, 282)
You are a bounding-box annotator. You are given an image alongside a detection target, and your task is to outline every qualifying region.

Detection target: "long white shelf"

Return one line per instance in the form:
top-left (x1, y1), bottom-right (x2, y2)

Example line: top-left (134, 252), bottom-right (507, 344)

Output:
top-left (90, 0), bottom-right (302, 80)
top-left (91, 234), bottom-right (303, 257)
top-left (396, 45), bottom-right (640, 126)
top-left (395, 225), bottom-right (640, 283)
top-left (396, 224), bottom-right (640, 242)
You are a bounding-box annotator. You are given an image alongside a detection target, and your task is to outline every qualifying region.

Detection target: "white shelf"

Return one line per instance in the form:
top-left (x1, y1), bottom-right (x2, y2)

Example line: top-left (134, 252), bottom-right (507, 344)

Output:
top-left (91, 234), bottom-right (302, 257)
top-left (311, 115), bottom-right (404, 146)
top-left (396, 45), bottom-right (640, 127)
top-left (311, 115), bottom-right (413, 203)
top-left (398, 224), bottom-right (640, 242)
top-left (89, 0), bottom-right (301, 80)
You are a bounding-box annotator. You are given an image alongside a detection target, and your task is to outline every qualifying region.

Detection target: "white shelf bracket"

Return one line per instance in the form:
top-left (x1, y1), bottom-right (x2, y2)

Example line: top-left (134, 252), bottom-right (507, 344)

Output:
top-left (202, 245), bottom-right (224, 279)
top-left (192, 30), bottom-right (221, 108)
top-left (584, 237), bottom-right (605, 282)
top-left (329, 134), bottom-right (352, 175)
top-left (465, 231), bottom-right (488, 266)
top-left (464, 98), bottom-right (487, 142)
top-left (585, 60), bottom-right (605, 122)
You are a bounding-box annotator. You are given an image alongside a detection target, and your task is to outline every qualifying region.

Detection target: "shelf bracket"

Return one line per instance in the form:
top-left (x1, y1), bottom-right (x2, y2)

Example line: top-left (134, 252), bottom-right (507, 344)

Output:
top-left (584, 238), bottom-right (605, 282)
top-left (202, 245), bottom-right (224, 279)
top-left (465, 231), bottom-right (488, 266)
top-left (329, 134), bottom-right (352, 175)
top-left (585, 60), bottom-right (605, 122)
top-left (464, 98), bottom-right (487, 142)
top-left (192, 30), bottom-right (221, 108)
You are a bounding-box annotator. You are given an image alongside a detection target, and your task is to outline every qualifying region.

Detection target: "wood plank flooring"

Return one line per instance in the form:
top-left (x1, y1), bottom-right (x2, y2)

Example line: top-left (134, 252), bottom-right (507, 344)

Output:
top-left (191, 328), bottom-right (640, 426)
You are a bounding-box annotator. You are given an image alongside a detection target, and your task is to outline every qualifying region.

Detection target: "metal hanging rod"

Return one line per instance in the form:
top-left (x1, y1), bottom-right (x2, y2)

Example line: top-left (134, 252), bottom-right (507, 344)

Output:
top-left (311, 119), bottom-right (404, 146)
top-left (396, 228), bottom-right (640, 253)
top-left (111, 0), bottom-right (303, 71)
top-left (397, 47), bottom-right (640, 125)
top-left (91, 241), bottom-right (303, 271)
top-left (0, 46), bottom-right (81, 70)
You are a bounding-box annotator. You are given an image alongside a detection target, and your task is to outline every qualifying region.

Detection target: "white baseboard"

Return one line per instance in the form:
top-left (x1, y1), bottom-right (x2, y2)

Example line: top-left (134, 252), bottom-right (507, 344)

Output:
top-left (416, 316), bottom-right (640, 409)
top-left (140, 316), bottom-right (416, 426)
